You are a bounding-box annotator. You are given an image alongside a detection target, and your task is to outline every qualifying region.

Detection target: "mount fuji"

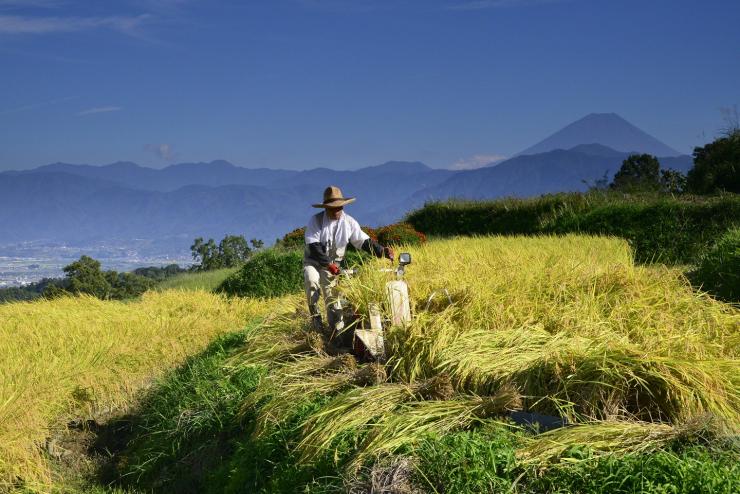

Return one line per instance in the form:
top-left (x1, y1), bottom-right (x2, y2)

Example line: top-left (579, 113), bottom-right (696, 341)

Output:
top-left (517, 113), bottom-right (682, 157)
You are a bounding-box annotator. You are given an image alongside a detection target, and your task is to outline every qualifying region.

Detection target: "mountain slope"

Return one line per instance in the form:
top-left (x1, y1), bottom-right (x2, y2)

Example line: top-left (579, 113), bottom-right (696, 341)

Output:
top-left (520, 113), bottom-right (682, 157)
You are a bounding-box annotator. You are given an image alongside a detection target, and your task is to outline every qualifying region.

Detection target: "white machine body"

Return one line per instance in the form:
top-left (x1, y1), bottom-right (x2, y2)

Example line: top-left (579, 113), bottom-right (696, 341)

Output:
top-left (386, 280), bottom-right (411, 326)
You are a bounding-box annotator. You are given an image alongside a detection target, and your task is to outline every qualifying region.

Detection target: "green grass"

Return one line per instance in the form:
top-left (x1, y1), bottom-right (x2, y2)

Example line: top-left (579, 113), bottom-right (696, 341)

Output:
top-left (217, 249), bottom-right (303, 298)
top-left (66, 355), bottom-right (739, 494)
top-left (54, 320), bottom-right (739, 494)
top-left (156, 268), bottom-right (238, 292)
top-left (406, 192), bottom-right (740, 264)
top-left (529, 446), bottom-right (740, 494)
top-left (68, 326), bottom-right (347, 494)
top-left (413, 428), bottom-right (740, 494)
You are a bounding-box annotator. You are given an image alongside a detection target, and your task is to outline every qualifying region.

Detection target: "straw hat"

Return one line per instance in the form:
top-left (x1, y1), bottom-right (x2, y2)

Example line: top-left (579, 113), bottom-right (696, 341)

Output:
top-left (312, 186), bottom-right (356, 208)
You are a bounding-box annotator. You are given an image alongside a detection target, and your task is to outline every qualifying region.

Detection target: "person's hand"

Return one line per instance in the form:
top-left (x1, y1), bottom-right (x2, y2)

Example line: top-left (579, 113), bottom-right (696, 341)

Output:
top-left (384, 247), bottom-right (395, 261)
top-left (327, 263), bottom-right (341, 276)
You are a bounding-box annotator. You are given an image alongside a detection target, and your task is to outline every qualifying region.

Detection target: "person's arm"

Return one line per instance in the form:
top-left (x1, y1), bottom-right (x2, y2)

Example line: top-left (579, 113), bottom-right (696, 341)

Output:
top-left (361, 238), bottom-right (383, 257)
top-left (361, 238), bottom-right (394, 260)
top-left (348, 217), bottom-right (370, 251)
top-left (306, 242), bottom-right (331, 265)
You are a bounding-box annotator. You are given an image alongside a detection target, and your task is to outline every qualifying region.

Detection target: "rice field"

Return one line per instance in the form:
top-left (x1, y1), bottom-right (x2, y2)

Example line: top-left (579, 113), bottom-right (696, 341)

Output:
top-left (237, 235), bottom-right (740, 475)
top-left (2, 235), bottom-right (738, 492)
top-left (0, 290), bottom-right (273, 491)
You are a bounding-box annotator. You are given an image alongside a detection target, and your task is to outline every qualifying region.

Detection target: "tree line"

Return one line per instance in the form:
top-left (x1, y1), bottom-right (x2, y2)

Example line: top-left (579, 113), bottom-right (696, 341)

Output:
top-left (190, 235), bottom-right (264, 271)
top-left (602, 128), bottom-right (739, 194)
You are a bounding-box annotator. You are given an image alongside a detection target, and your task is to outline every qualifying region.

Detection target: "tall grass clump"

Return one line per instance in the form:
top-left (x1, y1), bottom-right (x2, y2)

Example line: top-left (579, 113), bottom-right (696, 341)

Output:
top-left (235, 235), bottom-right (739, 475)
top-left (217, 248), bottom-right (303, 298)
top-left (0, 290), bottom-right (273, 491)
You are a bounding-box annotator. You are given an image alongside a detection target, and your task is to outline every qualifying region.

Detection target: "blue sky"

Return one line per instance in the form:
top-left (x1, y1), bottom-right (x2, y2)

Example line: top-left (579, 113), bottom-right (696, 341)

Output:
top-left (1, 0), bottom-right (738, 170)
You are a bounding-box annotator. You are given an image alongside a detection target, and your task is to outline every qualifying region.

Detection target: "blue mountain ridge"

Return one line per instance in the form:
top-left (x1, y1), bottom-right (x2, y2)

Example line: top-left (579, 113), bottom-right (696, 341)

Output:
top-left (0, 113), bottom-right (694, 255)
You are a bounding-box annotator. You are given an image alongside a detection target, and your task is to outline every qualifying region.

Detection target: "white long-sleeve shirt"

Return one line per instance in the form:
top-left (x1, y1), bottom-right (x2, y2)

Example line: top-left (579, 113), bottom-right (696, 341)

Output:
top-left (304, 211), bottom-right (369, 262)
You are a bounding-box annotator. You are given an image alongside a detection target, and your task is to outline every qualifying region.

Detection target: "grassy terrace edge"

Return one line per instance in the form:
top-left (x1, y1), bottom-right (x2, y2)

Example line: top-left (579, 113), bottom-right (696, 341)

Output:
top-left (405, 192), bottom-right (740, 264)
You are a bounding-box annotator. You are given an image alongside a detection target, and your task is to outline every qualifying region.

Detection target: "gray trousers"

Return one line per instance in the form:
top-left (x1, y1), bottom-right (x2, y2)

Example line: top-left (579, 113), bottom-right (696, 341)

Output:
top-left (303, 262), bottom-right (345, 333)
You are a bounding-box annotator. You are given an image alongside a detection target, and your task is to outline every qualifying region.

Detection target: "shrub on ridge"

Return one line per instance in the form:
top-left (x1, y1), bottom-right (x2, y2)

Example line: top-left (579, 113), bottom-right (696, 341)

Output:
top-left (217, 249), bottom-right (303, 298)
top-left (691, 228), bottom-right (740, 302)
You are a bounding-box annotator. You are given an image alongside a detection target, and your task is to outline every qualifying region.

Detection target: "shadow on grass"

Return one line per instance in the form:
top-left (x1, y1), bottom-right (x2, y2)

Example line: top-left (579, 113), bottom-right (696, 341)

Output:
top-left (84, 329), bottom-right (256, 492)
top-left (78, 326), bottom-right (344, 494)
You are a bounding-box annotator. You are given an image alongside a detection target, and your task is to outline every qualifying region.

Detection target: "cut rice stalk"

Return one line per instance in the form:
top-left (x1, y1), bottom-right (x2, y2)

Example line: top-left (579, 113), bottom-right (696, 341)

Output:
top-left (517, 421), bottom-right (679, 467)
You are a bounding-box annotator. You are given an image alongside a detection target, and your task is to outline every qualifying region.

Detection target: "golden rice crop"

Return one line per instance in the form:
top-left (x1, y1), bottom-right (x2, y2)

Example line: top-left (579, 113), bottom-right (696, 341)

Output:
top-left (0, 290), bottom-right (273, 491)
top-left (237, 235), bottom-right (739, 470)
top-left (373, 236), bottom-right (739, 425)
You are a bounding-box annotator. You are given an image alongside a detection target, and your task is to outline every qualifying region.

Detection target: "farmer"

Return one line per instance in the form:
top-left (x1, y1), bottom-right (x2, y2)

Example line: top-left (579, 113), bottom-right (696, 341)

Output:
top-left (304, 186), bottom-right (393, 334)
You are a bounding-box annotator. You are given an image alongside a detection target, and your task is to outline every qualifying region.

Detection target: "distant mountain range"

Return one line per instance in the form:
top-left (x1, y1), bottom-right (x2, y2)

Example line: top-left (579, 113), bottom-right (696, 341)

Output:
top-left (0, 162), bottom-right (455, 249)
top-left (0, 113), bottom-right (693, 255)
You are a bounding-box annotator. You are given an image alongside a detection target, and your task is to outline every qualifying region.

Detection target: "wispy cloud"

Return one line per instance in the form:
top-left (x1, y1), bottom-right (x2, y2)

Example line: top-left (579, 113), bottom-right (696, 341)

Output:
top-left (77, 106), bottom-right (122, 116)
top-left (447, 0), bottom-right (564, 10)
top-left (297, 0), bottom-right (407, 13)
top-left (0, 0), bottom-right (62, 8)
top-left (1, 0), bottom-right (194, 9)
top-left (145, 143), bottom-right (175, 161)
top-left (0, 13), bottom-right (151, 36)
top-left (297, 0), bottom-right (565, 13)
top-left (451, 153), bottom-right (506, 170)
top-left (0, 95), bottom-right (78, 115)
top-left (133, 0), bottom-right (191, 9)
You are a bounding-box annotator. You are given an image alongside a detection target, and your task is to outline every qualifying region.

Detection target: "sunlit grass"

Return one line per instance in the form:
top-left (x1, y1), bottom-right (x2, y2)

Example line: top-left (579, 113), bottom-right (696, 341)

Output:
top-left (0, 290), bottom-right (273, 491)
top-left (155, 267), bottom-right (238, 292)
